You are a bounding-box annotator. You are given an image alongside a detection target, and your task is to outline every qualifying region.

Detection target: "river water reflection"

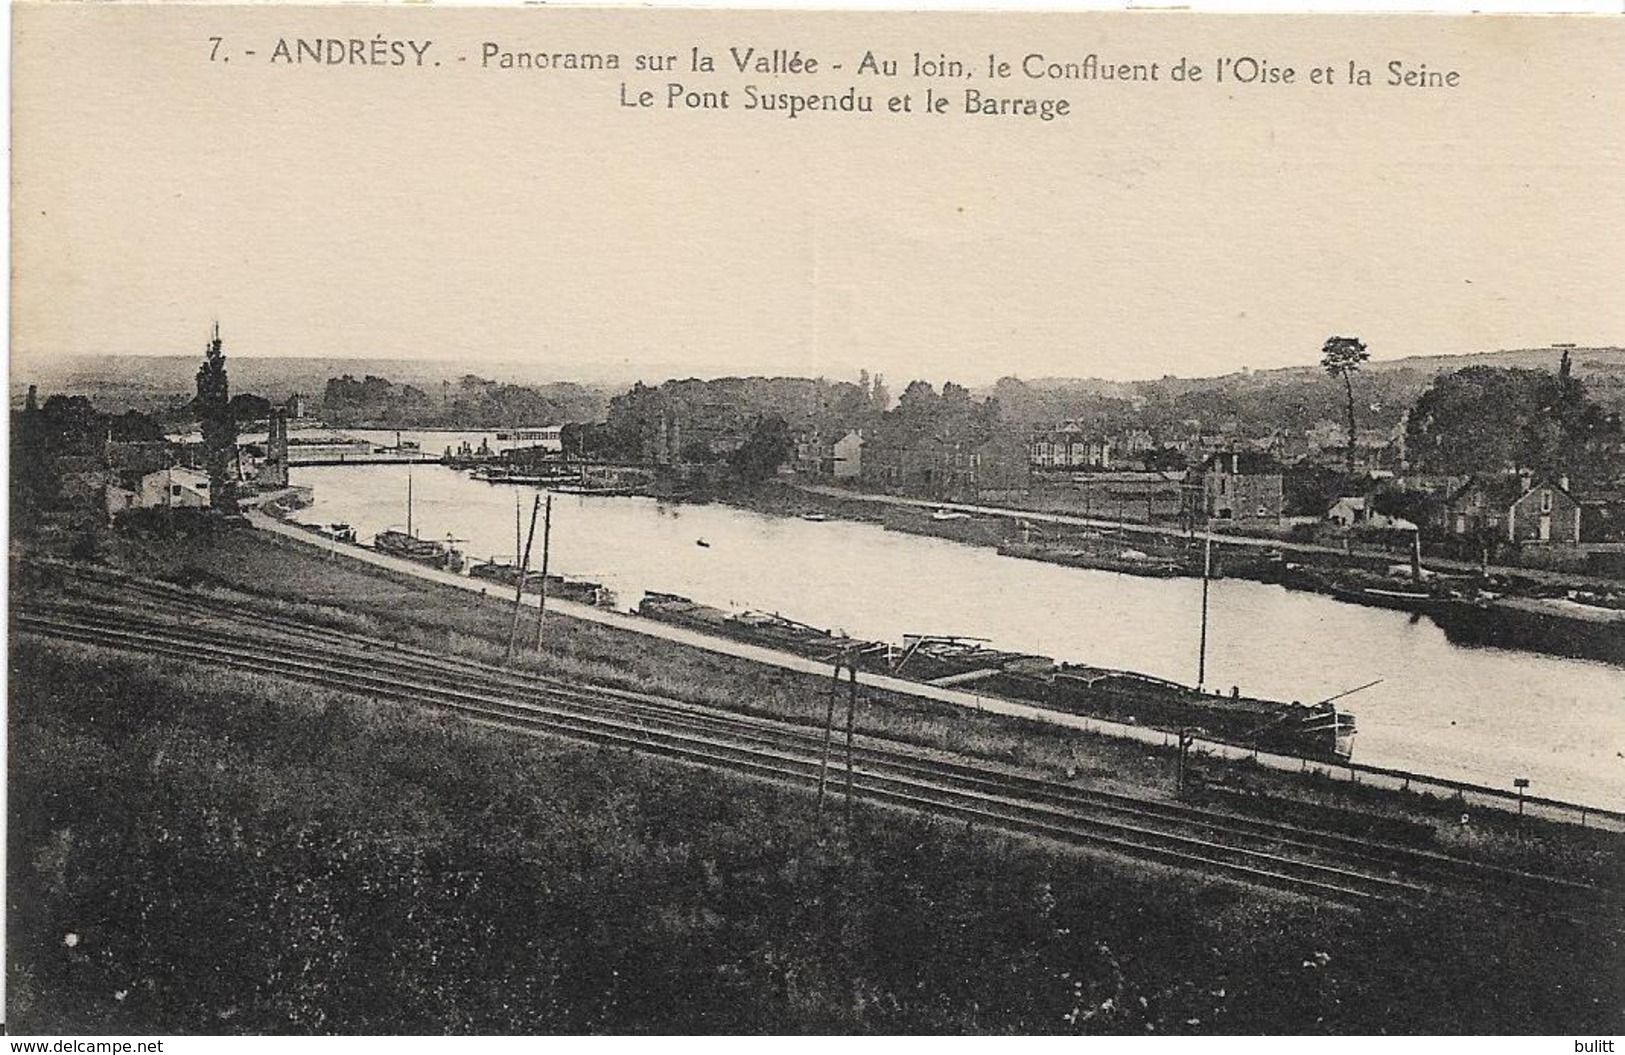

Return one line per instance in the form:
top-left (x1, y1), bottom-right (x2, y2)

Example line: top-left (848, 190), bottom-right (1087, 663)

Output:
top-left (293, 453), bottom-right (1625, 809)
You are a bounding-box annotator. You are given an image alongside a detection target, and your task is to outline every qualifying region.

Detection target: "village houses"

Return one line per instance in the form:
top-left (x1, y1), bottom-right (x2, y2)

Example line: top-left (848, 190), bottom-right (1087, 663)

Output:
top-left (1197, 451), bottom-right (1285, 523)
top-left (1441, 473), bottom-right (1582, 544)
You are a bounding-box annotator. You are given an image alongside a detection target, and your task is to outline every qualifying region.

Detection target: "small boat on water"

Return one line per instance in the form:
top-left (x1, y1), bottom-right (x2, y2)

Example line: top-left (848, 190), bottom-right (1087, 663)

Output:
top-left (800, 513), bottom-right (830, 522)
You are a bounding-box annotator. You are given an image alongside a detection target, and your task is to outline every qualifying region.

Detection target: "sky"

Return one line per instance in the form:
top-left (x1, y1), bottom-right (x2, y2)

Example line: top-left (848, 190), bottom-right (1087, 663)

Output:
top-left (10, 6), bottom-right (1625, 385)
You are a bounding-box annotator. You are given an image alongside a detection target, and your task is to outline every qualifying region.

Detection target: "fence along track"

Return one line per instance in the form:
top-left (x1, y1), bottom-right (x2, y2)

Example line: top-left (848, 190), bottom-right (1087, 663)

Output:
top-left (40, 559), bottom-right (1625, 829)
top-left (23, 604), bottom-right (1432, 892)
top-left (36, 553), bottom-right (1625, 832)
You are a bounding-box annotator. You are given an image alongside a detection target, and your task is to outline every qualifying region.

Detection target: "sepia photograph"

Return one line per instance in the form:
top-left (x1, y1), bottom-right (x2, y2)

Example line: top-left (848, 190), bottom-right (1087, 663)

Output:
top-left (7, 1), bottom-right (1624, 1040)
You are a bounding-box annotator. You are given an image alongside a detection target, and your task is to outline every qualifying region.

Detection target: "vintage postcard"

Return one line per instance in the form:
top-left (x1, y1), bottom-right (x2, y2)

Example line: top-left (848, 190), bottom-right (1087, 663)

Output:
top-left (8, 1), bottom-right (1624, 1041)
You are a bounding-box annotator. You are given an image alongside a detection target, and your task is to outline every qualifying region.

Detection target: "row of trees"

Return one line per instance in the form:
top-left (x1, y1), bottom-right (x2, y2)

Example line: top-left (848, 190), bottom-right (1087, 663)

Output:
top-left (321, 373), bottom-right (607, 429)
top-left (569, 339), bottom-right (1620, 493)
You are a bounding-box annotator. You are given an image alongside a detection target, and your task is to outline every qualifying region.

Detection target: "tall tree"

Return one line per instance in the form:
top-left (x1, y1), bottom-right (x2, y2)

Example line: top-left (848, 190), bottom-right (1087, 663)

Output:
top-left (870, 374), bottom-right (890, 413)
top-left (896, 380), bottom-right (939, 422)
top-left (1321, 335), bottom-right (1370, 476)
top-left (196, 323), bottom-right (238, 510)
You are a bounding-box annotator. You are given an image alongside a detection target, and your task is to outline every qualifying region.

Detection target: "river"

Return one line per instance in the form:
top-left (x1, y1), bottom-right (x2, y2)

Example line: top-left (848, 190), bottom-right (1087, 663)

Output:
top-left (291, 440), bottom-right (1625, 810)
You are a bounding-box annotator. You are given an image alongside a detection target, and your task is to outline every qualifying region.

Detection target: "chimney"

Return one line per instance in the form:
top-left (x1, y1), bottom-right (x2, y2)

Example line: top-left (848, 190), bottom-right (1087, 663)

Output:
top-left (1559, 474), bottom-right (1570, 491)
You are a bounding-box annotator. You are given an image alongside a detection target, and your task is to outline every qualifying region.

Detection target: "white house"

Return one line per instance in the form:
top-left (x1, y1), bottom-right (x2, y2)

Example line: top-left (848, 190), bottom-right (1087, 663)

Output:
top-left (1327, 495), bottom-right (1415, 532)
top-left (108, 467), bottom-right (213, 514)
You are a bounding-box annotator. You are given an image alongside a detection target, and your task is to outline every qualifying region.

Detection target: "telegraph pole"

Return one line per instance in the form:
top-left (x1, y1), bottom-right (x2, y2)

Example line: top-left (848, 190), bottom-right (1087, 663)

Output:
top-left (532, 493), bottom-right (554, 650)
top-left (844, 658), bottom-right (858, 826)
top-left (506, 495), bottom-right (541, 663)
top-left (816, 660), bottom-right (841, 822)
top-left (1197, 536), bottom-right (1212, 691)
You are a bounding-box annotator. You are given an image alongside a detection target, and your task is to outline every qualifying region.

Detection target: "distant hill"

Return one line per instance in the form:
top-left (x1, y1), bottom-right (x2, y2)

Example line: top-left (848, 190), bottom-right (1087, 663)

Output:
top-left (1011, 346), bottom-right (1624, 390)
top-left (1226, 345), bottom-right (1624, 383)
top-left (986, 346), bottom-right (1625, 435)
top-left (13, 344), bottom-right (1623, 417)
top-left (9, 354), bottom-right (626, 414)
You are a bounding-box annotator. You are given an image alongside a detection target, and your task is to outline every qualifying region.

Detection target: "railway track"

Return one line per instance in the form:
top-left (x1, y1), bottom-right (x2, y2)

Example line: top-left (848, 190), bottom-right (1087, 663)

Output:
top-left (13, 567), bottom-right (1615, 910)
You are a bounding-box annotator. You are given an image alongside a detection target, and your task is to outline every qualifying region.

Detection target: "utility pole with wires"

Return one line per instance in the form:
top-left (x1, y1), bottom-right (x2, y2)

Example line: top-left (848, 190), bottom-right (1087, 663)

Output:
top-left (506, 494), bottom-right (541, 663)
top-left (843, 655), bottom-right (858, 826)
top-left (816, 659), bottom-right (841, 821)
top-left (532, 493), bottom-right (554, 651)
top-left (1197, 535), bottom-right (1212, 691)
top-left (816, 647), bottom-right (863, 826)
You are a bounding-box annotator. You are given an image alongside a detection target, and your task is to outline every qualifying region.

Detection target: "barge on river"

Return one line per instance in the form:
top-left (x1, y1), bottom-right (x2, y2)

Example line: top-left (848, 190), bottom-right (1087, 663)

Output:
top-left (468, 560), bottom-right (617, 607)
top-left (373, 529), bottom-right (466, 573)
top-left (997, 539), bottom-right (1187, 579)
top-left (1430, 594), bottom-right (1625, 665)
top-left (635, 592), bottom-right (1355, 763)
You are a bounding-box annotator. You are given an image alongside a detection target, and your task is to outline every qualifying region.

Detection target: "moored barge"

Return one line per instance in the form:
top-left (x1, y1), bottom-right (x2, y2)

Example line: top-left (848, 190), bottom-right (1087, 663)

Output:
top-left (1430, 594), bottom-right (1625, 665)
top-left (468, 560), bottom-right (617, 607)
top-left (635, 592), bottom-right (1356, 763)
top-left (373, 529), bottom-right (466, 573)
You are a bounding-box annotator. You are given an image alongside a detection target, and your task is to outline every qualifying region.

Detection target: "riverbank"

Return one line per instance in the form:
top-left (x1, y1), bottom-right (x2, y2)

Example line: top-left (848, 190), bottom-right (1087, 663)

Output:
top-left (279, 463), bottom-right (1625, 810)
top-left (706, 479), bottom-right (1625, 667)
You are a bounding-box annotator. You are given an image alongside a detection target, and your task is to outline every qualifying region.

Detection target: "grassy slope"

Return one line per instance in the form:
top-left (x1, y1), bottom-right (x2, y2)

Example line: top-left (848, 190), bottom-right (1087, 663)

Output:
top-left (9, 640), bottom-right (1622, 1036)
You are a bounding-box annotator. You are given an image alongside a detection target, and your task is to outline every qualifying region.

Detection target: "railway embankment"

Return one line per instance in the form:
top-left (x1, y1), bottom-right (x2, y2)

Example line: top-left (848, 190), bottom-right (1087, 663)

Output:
top-left (15, 522), bottom-right (1622, 865)
top-left (9, 523), bottom-right (1624, 1033)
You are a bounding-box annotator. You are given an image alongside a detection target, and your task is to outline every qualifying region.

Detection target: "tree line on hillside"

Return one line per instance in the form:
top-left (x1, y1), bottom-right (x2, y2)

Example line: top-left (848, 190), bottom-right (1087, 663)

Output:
top-left (573, 348), bottom-right (1617, 472)
top-left (320, 373), bottom-right (607, 429)
top-left (19, 335), bottom-right (1623, 505)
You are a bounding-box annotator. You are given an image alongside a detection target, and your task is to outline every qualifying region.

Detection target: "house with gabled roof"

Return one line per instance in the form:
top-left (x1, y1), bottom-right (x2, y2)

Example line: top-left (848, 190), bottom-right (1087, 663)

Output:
top-left (1442, 473), bottom-right (1581, 544)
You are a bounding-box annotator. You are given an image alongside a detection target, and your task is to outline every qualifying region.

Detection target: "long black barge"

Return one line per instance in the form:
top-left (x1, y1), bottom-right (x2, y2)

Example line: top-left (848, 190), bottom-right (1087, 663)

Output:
top-left (635, 592), bottom-right (1356, 765)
